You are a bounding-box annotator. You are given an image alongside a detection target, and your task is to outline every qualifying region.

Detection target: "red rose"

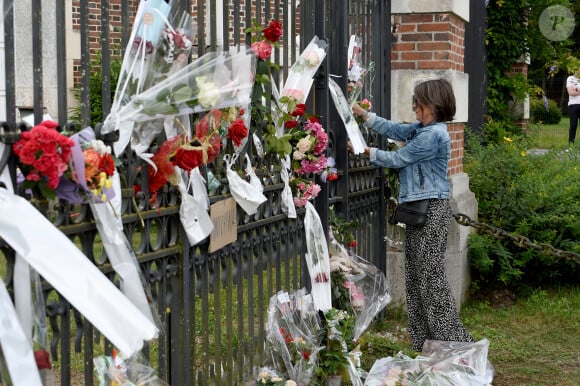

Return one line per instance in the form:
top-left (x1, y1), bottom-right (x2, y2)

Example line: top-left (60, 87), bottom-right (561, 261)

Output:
top-left (226, 118), bottom-right (248, 147)
top-left (290, 103), bottom-right (307, 117)
top-left (307, 116), bottom-right (319, 123)
top-left (262, 20), bottom-right (283, 42)
top-left (284, 119), bottom-right (299, 129)
top-left (174, 148), bottom-right (203, 172)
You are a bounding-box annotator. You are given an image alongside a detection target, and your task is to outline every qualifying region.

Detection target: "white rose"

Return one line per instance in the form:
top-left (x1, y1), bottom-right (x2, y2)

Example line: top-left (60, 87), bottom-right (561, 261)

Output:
top-left (297, 136), bottom-right (313, 153)
top-left (196, 76), bottom-right (220, 108)
top-left (303, 50), bottom-right (320, 66)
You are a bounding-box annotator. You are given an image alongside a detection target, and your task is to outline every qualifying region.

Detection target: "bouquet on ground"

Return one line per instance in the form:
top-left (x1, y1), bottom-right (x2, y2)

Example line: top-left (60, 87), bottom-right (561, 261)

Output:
top-left (94, 349), bottom-right (168, 386)
top-left (265, 289), bottom-right (323, 385)
top-left (254, 367), bottom-right (297, 386)
top-left (364, 339), bottom-right (494, 386)
top-left (328, 239), bottom-right (392, 342)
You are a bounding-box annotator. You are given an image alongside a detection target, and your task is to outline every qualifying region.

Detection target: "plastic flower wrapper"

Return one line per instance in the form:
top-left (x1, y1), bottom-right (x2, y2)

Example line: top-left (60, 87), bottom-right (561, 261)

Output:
top-left (101, 0), bottom-right (195, 155)
top-left (281, 36), bottom-right (328, 103)
top-left (420, 339), bottom-right (494, 386)
top-left (304, 202), bottom-right (332, 311)
top-left (12, 120), bottom-right (74, 200)
top-left (328, 239), bottom-right (391, 342)
top-left (55, 126), bottom-right (116, 204)
top-left (364, 353), bottom-right (428, 386)
top-left (224, 152), bottom-right (267, 216)
top-left (346, 35), bottom-right (374, 104)
top-left (280, 155), bottom-right (297, 218)
top-left (94, 349), bottom-right (168, 386)
top-left (364, 339), bottom-right (494, 386)
top-left (265, 289), bottom-right (323, 385)
top-left (329, 78), bottom-right (367, 155)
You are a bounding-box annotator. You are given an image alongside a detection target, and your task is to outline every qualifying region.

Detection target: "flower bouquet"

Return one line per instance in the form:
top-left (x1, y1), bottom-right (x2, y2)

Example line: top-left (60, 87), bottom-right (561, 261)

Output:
top-left (364, 339), bottom-right (494, 386)
top-left (94, 349), bottom-right (168, 386)
top-left (118, 48), bottom-right (256, 157)
top-left (54, 126), bottom-right (116, 204)
top-left (12, 120), bottom-right (74, 200)
top-left (265, 289), bottom-right (323, 385)
top-left (328, 239), bottom-right (391, 342)
top-left (304, 202), bottom-right (332, 311)
top-left (329, 77), bottom-right (367, 155)
top-left (281, 36), bottom-right (328, 103)
top-left (101, 0), bottom-right (195, 156)
top-left (146, 106), bottom-right (247, 196)
top-left (254, 367), bottom-right (297, 386)
top-left (347, 35), bottom-right (374, 105)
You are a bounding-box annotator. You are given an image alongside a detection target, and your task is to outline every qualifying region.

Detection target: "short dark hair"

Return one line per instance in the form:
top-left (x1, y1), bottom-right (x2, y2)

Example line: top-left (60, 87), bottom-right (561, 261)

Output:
top-left (414, 78), bottom-right (456, 122)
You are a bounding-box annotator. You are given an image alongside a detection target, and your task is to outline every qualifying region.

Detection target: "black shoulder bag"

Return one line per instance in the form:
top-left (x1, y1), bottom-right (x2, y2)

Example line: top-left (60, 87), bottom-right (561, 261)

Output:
top-left (388, 199), bottom-right (430, 226)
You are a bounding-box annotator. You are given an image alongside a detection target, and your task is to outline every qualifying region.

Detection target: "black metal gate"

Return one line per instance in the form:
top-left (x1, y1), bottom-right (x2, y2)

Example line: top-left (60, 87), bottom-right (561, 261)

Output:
top-left (0, 1), bottom-right (390, 384)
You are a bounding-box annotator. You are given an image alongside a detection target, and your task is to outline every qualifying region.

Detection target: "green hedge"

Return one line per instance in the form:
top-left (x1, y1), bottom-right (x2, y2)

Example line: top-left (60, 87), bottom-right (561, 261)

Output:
top-left (530, 97), bottom-right (562, 124)
top-left (464, 134), bottom-right (579, 293)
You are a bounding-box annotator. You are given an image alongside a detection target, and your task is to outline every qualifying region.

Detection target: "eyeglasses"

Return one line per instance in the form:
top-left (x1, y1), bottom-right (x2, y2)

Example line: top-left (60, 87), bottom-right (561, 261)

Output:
top-left (412, 96), bottom-right (418, 106)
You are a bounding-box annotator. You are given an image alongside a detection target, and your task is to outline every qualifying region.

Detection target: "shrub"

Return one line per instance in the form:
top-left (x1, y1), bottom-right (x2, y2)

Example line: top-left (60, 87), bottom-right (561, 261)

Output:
top-left (464, 134), bottom-right (579, 294)
top-left (530, 97), bottom-right (562, 124)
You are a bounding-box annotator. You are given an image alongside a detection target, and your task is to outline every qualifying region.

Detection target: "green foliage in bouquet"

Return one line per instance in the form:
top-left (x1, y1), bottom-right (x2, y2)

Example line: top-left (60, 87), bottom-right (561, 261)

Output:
top-left (312, 309), bottom-right (355, 384)
top-left (329, 205), bottom-right (359, 248)
top-left (464, 131), bottom-right (580, 293)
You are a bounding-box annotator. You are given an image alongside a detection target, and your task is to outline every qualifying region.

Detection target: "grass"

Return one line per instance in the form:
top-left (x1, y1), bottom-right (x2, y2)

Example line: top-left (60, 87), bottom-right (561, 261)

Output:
top-left (530, 119), bottom-right (571, 148)
top-left (361, 286), bottom-right (580, 386)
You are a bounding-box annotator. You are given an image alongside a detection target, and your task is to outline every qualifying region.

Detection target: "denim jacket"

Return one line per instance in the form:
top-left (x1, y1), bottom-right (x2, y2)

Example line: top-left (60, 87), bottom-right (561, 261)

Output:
top-left (364, 113), bottom-right (451, 203)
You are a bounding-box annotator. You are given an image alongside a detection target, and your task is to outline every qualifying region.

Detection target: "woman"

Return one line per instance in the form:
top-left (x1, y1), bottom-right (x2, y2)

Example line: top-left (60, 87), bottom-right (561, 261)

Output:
top-left (351, 78), bottom-right (474, 351)
top-left (566, 70), bottom-right (580, 145)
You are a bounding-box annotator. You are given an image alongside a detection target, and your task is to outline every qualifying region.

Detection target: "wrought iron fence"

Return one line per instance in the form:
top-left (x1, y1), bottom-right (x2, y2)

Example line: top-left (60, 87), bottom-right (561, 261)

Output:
top-left (0, 0), bottom-right (390, 384)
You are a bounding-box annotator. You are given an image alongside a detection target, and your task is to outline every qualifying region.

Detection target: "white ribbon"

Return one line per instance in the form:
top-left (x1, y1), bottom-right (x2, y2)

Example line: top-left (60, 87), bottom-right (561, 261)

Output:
top-left (0, 276), bottom-right (42, 386)
top-left (0, 189), bottom-right (158, 356)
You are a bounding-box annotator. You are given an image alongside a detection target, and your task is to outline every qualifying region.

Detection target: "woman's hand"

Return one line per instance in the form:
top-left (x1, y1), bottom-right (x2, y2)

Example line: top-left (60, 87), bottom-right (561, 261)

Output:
top-left (352, 103), bottom-right (366, 117)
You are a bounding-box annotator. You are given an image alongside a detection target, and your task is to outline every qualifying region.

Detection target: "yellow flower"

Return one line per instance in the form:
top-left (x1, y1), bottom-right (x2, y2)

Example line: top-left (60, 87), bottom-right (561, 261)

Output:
top-left (105, 178), bottom-right (113, 189)
top-left (503, 136), bottom-right (513, 142)
top-left (520, 151), bottom-right (527, 157)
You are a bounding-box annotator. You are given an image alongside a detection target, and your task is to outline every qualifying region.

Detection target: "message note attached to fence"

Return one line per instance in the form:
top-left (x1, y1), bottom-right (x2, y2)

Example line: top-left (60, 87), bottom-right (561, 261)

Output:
top-left (210, 198), bottom-right (238, 253)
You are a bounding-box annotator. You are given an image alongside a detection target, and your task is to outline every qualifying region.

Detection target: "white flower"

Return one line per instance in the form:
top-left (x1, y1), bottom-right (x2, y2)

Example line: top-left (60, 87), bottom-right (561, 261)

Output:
top-left (293, 150), bottom-right (306, 160)
top-left (196, 76), bottom-right (220, 108)
top-left (303, 50), bottom-right (321, 66)
top-left (296, 136), bottom-right (313, 152)
top-left (285, 381), bottom-right (297, 386)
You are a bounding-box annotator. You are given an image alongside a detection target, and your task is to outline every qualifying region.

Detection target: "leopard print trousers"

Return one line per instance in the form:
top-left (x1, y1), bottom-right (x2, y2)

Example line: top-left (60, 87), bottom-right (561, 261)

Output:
top-left (404, 198), bottom-right (474, 351)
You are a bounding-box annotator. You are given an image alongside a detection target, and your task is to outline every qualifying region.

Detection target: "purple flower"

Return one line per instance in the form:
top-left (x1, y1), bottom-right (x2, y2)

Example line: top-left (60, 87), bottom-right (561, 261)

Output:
top-left (543, 96), bottom-right (549, 111)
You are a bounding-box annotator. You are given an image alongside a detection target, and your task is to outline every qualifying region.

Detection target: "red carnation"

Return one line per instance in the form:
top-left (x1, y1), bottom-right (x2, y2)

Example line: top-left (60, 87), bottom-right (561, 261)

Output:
top-left (174, 147), bottom-right (203, 172)
top-left (226, 118), bottom-right (248, 147)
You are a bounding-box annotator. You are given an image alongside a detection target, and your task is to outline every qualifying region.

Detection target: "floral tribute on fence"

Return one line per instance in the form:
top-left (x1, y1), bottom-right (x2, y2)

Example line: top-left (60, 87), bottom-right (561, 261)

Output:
top-left (247, 20), bottom-right (331, 216)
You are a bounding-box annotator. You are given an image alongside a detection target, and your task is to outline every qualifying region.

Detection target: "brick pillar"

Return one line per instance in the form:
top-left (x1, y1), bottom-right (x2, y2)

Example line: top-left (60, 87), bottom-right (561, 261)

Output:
top-left (387, 2), bottom-right (475, 309)
top-left (390, 4), bottom-right (468, 177)
top-left (506, 62), bottom-right (530, 130)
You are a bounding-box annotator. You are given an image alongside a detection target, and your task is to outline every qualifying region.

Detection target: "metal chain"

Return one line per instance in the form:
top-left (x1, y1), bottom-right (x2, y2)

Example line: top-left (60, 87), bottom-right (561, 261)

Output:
top-left (453, 213), bottom-right (580, 264)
